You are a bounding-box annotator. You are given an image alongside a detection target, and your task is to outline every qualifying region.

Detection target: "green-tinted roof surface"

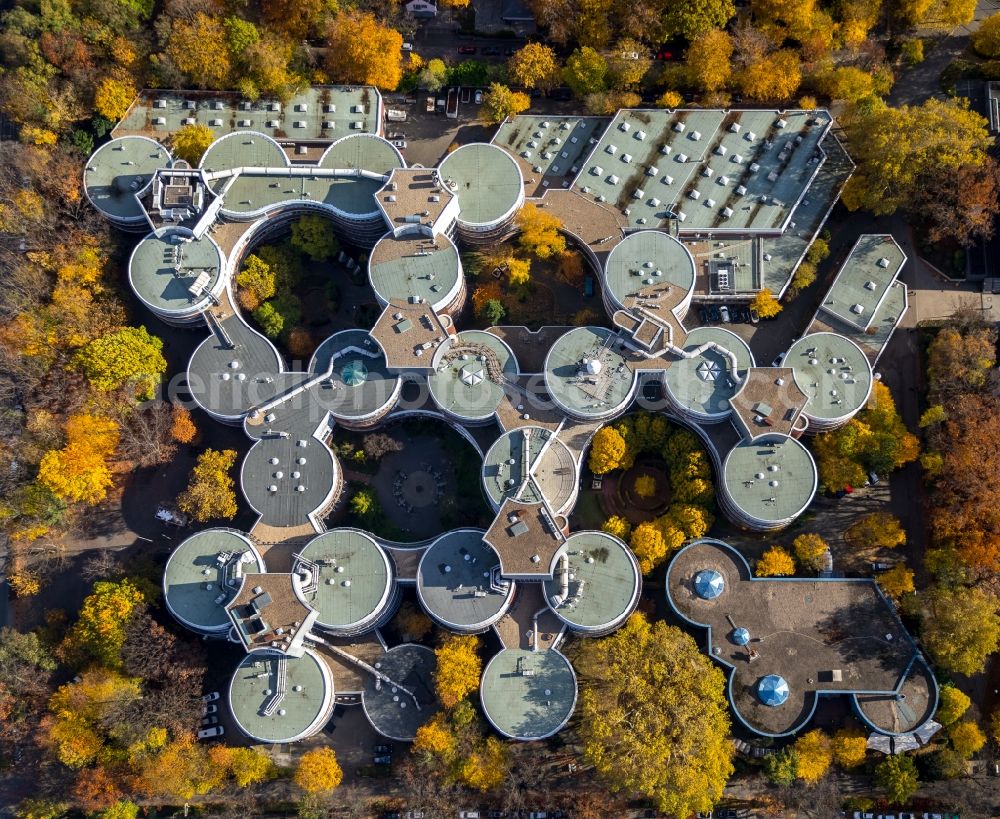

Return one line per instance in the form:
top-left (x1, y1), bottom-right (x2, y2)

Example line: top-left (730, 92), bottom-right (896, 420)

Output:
top-left (85, 136), bottom-right (170, 220)
top-left (603, 229), bottom-right (695, 309)
top-left (723, 435), bottom-right (817, 525)
top-left (428, 331), bottom-right (517, 421)
top-left (417, 529), bottom-right (512, 630)
top-left (214, 171), bottom-right (384, 217)
top-left (229, 650), bottom-right (331, 743)
top-left (786, 333), bottom-right (872, 421)
top-left (820, 234), bottom-right (905, 331)
top-left (164, 529), bottom-right (262, 631)
top-left (297, 529), bottom-right (392, 630)
top-left (493, 115), bottom-right (608, 195)
top-left (319, 133), bottom-right (403, 174)
top-left (544, 326), bottom-right (636, 418)
top-left (482, 426), bottom-right (576, 511)
top-left (129, 229), bottom-right (224, 314)
top-left (544, 532), bottom-right (640, 631)
top-left (369, 233), bottom-right (461, 308)
top-left (480, 648), bottom-right (576, 740)
top-left (664, 327), bottom-right (753, 419)
top-left (200, 131), bottom-right (288, 172)
top-left (363, 644), bottom-right (439, 740)
top-left (439, 143), bottom-right (522, 226)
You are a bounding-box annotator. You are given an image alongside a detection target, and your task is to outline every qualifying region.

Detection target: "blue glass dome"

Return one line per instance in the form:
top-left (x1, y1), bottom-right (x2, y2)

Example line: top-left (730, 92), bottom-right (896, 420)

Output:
top-left (341, 359), bottom-right (368, 387)
top-left (694, 569), bottom-right (725, 599)
top-left (758, 674), bottom-right (790, 707)
top-left (732, 627), bottom-right (750, 646)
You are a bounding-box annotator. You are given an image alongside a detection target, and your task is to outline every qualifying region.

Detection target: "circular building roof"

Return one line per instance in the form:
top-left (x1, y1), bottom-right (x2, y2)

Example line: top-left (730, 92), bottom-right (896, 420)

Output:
top-left (429, 331), bottom-right (518, 422)
top-left (480, 648), bottom-right (577, 740)
top-left (84, 136), bottom-right (170, 221)
top-left (318, 133), bottom-right (405, 175)
top-left (368, 232), bottom-right (461, 311)
top-left (229, 649), bottom-right (333, 743)
top-left (164, 528), bottom-right (263, 633)
top-left (785, 333), bottom-right (873, 423)
top-left (417, 529), bottom-right (513, 632)
top-left (296, 529), bottom-right (393, 633)
top-left (543, 326), bottom-right (636, 420)
top-left (758, 674), bottom-right (790, 707)
top-left (732, 627), bottom-right (751, 646)
top-left (200, 131), bottom-right (288, 173)
top-left (308, 330), bottom-right (401, 423)
top-left (694, 569), bottom-right (725, 599)
top-left (722, 434), bottom-right (817, 527)
top-left (362, 644), bottom-right (440, 741)
top-left (438, 143), bottom-right (523, 227)
top-left (241, 434), bottom-right (337, 529)
top-left (544, 531), bottom-right (641, 634)
top-left (603, 229), bottom-right (696, 312)
top-left (481, 426), bottom-right (576, 514)
top-left (129, 228), bottom-right (225, 316)
top-left (664, 326), bottom-right (754, 420)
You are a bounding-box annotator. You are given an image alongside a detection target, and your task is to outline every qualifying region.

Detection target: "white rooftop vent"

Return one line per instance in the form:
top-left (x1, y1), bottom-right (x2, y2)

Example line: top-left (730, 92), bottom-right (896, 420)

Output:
top-left (661, 143), bottom-right (672, 154)
top-left (551, 136), bottom-right (562, 145)
top-left (702, 167), bottom-right (714, 178)
top-left (240, 101), bottom-right (252, 110)
top-left (662, 174), bottom-right (673, 185)
top-left (673, 122), bottom-right (685, 133)
top-left (864, 280), bottom-right (877, 290)
top-left (608, 174), bottom-right (620, 184)
top-left (605, 144), bottom-right (617, 155)
top-left (767, 170), bottom-right (779, 182)
top-left (688, 189), bottom-right (700, 200)
top-left (633, 188), bottom-right (644, 199)
top-left (714, 144), bottom-right (727, 156)
top-left (735, 184), bottom-right (747, 195)
top-left (851, 303), bottom-right (865, 315)
top-left (322, 121), bottom-right (335, 129)
top-left (294, 120), bottom-right (306, 128)
top-left (690, 130), bottom-right (701, 140)
top-left (183, 117), bottom-right (196, 126)
top-left (635, 130), bottom-right (646, 141)
top-left (646, 165), bottom-right (658, 176)
top-left (676, 153), bottom-right (688, 163)
top-left (705, 197), bottom-right (716, 208)
top-left (152, 116), bottom-right (166, 125)
top-left (325, 103), bottom-right (336, 113)
top-left (775, 118), bottom-right (788, 129)
top-left (729, 122), bottom-right (741, 133)
top-left (676, 210), bottom-right (687, 221)
top-left (878, 257), bottom-right (890, 268)
top-left (619, 121), bottom-right (630, 132)
top-left (154, 99), bottom-right (167, 109)
top-left (267, 120), bottom-right (279, 128)
top-left (649, 197), bottom-right (660, 207)
top-left (238, 119), bottom-right (251, 127)
top-left (718, 175), bottom-right (729, 186)
top-left (732, 154), bottom-right (744, 164)
top-left (295, 103), bottom-right (307, 112)
top-left (522, 151), bottom-right (532, 159)
top-left (212, 100), bottom-right (224, 110)
top-left (763, 252), bottom-right (772, 261)
top-left (621, 153), bottom-right (632, 163)
top-left (745, 131), bottom-right (756, 141)
top-left (352, 104), bottom-right (363, 113)
top-left (591, 165), bottom-right (603, 176)
top-left (721, 206), bottom-right (733, 218)
top-left (209, 119), bottom-right (222, 127)
top-left (749, 162), bottom-right (760, 173)
top-left (351, 121), bottom-right (363, 129)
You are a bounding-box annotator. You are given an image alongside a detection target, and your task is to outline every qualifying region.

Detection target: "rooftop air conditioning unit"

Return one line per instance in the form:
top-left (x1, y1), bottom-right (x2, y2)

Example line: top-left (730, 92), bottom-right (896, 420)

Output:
top-left (266, 120), bottom-right (279, 128)
top-left (621, 153), bottom-right (632, 163)
top-left (619, 121), bottom-right (630, 132)
top-left (269, 102), bottom-right (281, 112)
top-left (185, 100), bottom-right (196, 109)
top-left (635, 130), bottom-right (646, 140)
top-left (721, 206), bottom-right (733, 218)
top-left (591, 165), bottom-right (603, 176)
top-left (878, 257), bottom-right (890, 268)
top-left (351, 121), bottom-right (363, 129)
top-left (745, 131), bottom-right (756, 141)
top-left (322, 121), bottom-right (335, 129)
top-left (608, 174), bottom-right (620, 184)
top-left (775, 118), bottom-right (788, 129)
top-left (209, 118), bottom-right (222, 127)
top-left (646, 165), bottom-right (658, 177)
top-left (729, 122), bottom-right (741, 133)
top-left (240, 101), bottom-right (252, 111)
top-left (662, 174), bottom-right (673, 185)
top-left (851, 303), bottom-right (865, 315)
top-left (633, 188), bottom-right (644, 199)
top-left (295, 103), bottom-right (308, 112)
top-left (690, 130), bottom-right (701, 140)
top-left (154, 99), bottom-right (167, 109)
top-left (715, 145), bottom-right (727, 156)
top-left (152, 116), bottom-right (166, 125)
top-left (705, 198), bottom-right (716, 208)
top-left (212, 101), bottom-right (224, 110)
top-left (352, 104), bottom-right (363, 113)
top-left (688, 189), bottom-right (700, 200)
top-left (183, 117), bottom-right (196, 125)
top-left (324, 103), bottom-right (336, 113)
top-left (864, 280), bottom-right (877, 290)
top-left (238, 119), bottom-right (251, 127)
top-left (605, 144), bottom-right (617, 155)
top-left (294, 120), bottom-right (307, 128)
top-left (673, 122), bottom-right (685, 133)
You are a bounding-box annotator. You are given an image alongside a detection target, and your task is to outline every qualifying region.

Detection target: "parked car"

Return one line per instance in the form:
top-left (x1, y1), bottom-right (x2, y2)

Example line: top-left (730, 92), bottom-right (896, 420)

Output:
top-left (771, 351), bottom-right (786, 367)
top-left (749, 306), bottom-right (760, 324)
top-left (719, 305), bottom-right (731, 323)
top-left (197, 726), bottom-right (224, 739)
top-left (201, 715), bottom-right (218, 726)
top-left (458, 812), bottom-right (480, 819)
top-left (867, 471), bottom-right (880, 486)
top-left (707, 305), bottom-right (721, 323)
top-left (201, 691), bottom-right (220, 703)
top-left (374, 744), bottom-right (392, 754)
top-left (458, 45), bottom-right (477, 54)
top-left (475, 89), bottom-right (483, 104)
top-left (401, 42), bottom-right (413, 51)
top-left (201, 703), bottom-right (218, 716)
top-left (391, 139), bottom-right (407, 149)
top-left (373, 755), bottom-right (392, 765)
top-left (482, 46), bottom-right (501, 56)
top-left (404, 812), bottom-right (426, 819)
top-left (387, 132), bottom-right (405, 140)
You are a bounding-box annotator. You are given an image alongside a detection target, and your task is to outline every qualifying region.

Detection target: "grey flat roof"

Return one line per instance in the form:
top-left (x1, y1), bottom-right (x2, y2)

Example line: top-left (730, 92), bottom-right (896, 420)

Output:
top-left (723, 435), bottom-right (817, 525)
top-left (229, 649), bottom-right (331, 743)
top-left (115, 87), bottom-right (381, 142)
top-left (369, 232), bottom-right (460, 308)
top-left (429, 331), bottom-right (518, 422)
top-left (482, 426), bottom-right (576, 512)
top-left (820, 234), bottom-right (906, 331)
top-left (786, 333), bottom-right (873, 421)
top-left (241, 430), bottom-right (335, 528)
top-left (603, 229), bottom-right (695, 311)
top-left (663, 326), bottom-right (753, 419)
top-left (85, 136), bottom-right (170, 220)
top-left (544, 326), bottom-right (636, 418)
top-left (164, 529), bottom-right (262, 631)
top-left (544, 531), bottom-right (640, 632)
top-left (417, 529), bottom-right (512, 630)
top-left (129, 228), bottom-right (224, 314)
top-left (362, 644), bottom-right (439, 740)
top-left (439, 143), bottom-right (523, 226)
top-left (308, 329), bottom-right (400, 421)
top-left (480, 648), bottom-right (576, 740)
top-left (297, 529), bottom-right (392, 630)
top-left (201, 131), bottom-right (288, 171)
top-left (573, 109), bottom-right (830, 232)
top-left (319, 133), bottom-right (403, 174)
top-left (212, 169), bottom-right (385, 217)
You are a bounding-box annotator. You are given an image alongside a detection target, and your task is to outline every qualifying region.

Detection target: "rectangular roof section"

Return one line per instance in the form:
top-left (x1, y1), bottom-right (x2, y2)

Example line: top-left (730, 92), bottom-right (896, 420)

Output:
top-left (819, 234), bottom-right (906, 331)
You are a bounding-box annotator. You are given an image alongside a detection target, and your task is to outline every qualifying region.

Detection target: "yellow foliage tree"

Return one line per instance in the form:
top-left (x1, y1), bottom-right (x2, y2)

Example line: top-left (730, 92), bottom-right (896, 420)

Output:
top-left (831, 727), bottom-right (868, 768)
top-left (685, 30), bottom-right (732, 92)
top-left (973, 12), bottom-right (1000, 57)
top-left (630, 521), bottom-right (666, 574)
top-left (170, 406), bottom-right (197, 444)
top-left (516, 204), bottom-right (566, 260)
top-left (61, 578), bottom-right (145, 668)
top-left (508, 43), bottom-right (560, 90)
top-left (737, 50), bottom-right (801, 102)
top-left (936, 684), bottom-right (971, 726)
top-left (171, 124), bottom-right (215, 166)
top-left (949, 720), bottom-right (986, 758)
top-left (877, 564), bottom-right (915, 601)
top-left (480, 83), bottom-right (531, 125)
top-left (458, 736), bottom-right (508, 791)
top-left (655, 90), bottom-right (683, 108)
top-left (294, 747), bottom-right (344, 793)
top-left (413, 712), bottom-right (458, 758)
top-left (794, 730), bottom-right (832, 783)
top-left (792, 533), bottom-right (829, 572)
top-left (750, 288), bottom-right (782, 318)
top-left (177, 449), bottom-right (238, 522)
top-left (846, 512), bottom-right (906, 551)
top-left (166, 12), bottom-right (232, 88)
top-left (434, 634), bottom-right (482, 709)
top-left (38, 414), bottom-right (120, 505)
top-left (756, 546), bottom-right (796, 577)
top-left (633, 475), bottom-right (656, 498)
top-left (506, 257), bottom-right (531, 287)
top-left (72, 325), bottom-right (166, 399)
top-left (324, 11), bottom-right (403, 90)
top-left (601, 515), bottom-right (631, 540)
top-left (94, 75), bottom-right (137, 122)
top-left (133, 736), bottom-right (216, 801)
top-left (588, 426), bottom-right (629, 474)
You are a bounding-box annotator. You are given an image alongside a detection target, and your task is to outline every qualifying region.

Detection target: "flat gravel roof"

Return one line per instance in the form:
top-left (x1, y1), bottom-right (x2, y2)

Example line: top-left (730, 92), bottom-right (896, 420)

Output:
top-left (362, 644), bottom-right (439, 740)
top-left (603, 229), bottom-right (695, 310)
top-left (308, 329), bottom-right (400, 421)
top-left (85, 136), bottom-right (170, 220)
top-left (664, 326), bottom-right (753, 419)
top-left (786, 333), bottom-right (872, 421)
top-left (297, 529), bottom-right (392, 631)
top-left (480, 648), bottom-right (576, 740)
top-left (129, 229), bottom-right (224, 314)
top-left (544, 326), bottom-right (635, 418)
top-left (723, 435), bottom-right (817, 525)
top-left (429, 331), bottom-right (518, 422)
top-left (319, 133), bottom-right (404, 174)
top-left (229, 649), bottom-right (331, 743)
top-left (369, 232), bottom-right (460, 308)
top-left (164, 529), bottom-right (262, 631)
top-left (201, 131), bottom-right (288, 172)
top-left (820, 234), bottom-right (905, 332)
top-left (482, 425), bottom-right (576, 512)
top-left (544, 531), bottom-right (640, 632)
top-left (439, 143), bottom-right (522, 226)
